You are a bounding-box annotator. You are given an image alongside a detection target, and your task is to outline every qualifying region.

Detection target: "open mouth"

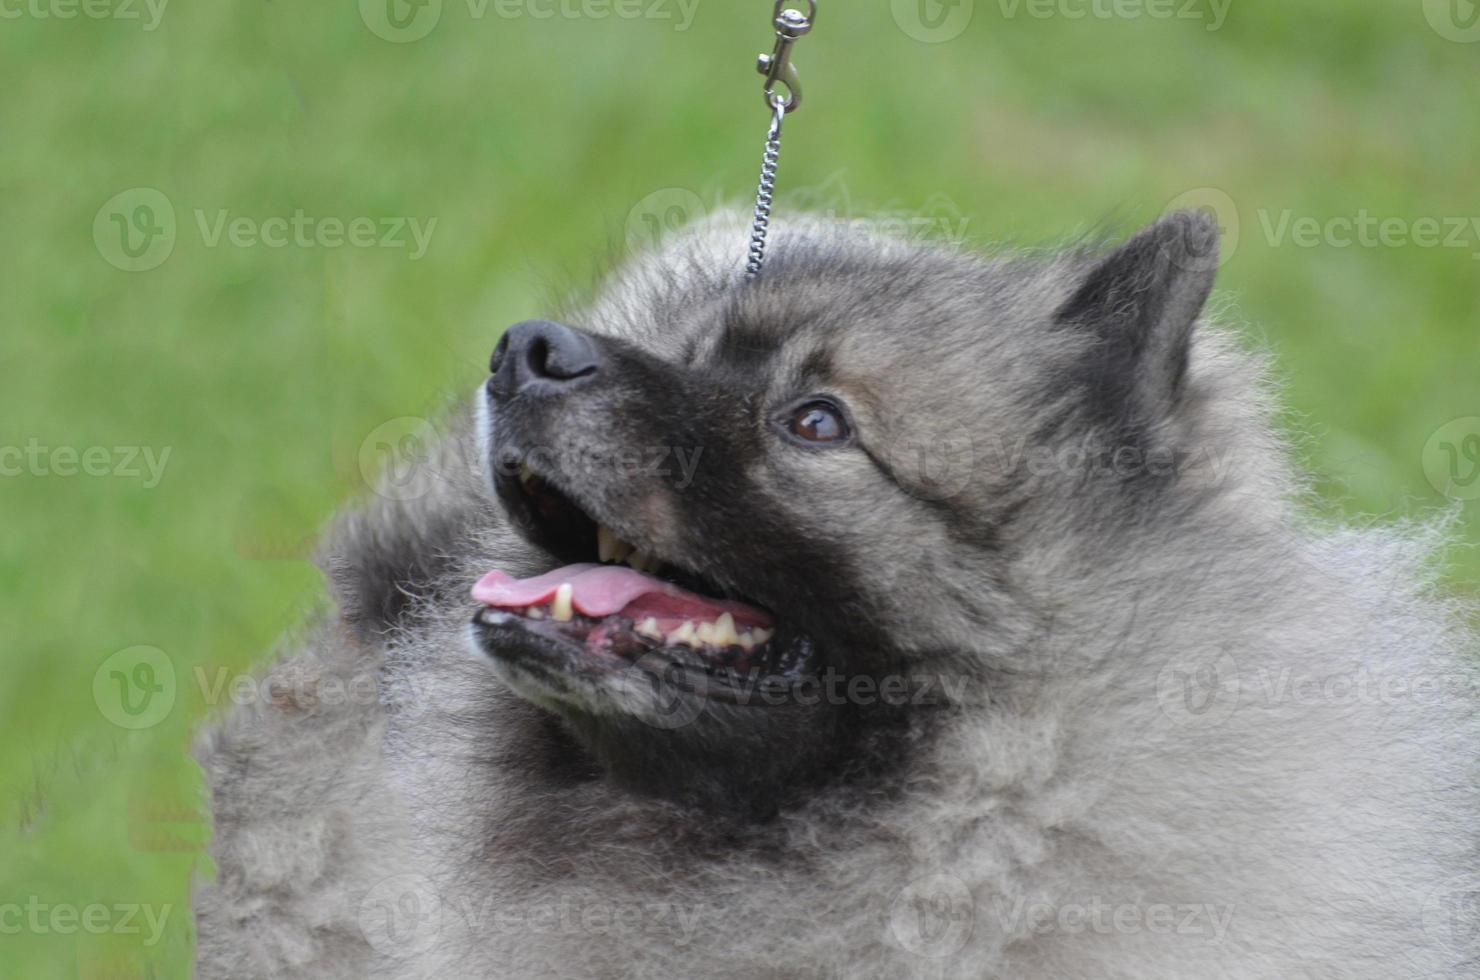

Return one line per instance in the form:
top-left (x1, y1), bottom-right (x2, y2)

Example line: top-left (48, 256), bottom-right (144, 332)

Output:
top-left (473, 464), bottom-right (818, 688)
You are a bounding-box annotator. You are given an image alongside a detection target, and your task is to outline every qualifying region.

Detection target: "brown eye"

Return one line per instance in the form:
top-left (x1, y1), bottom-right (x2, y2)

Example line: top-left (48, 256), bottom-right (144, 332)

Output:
top-left (782, 400), bottom-right (850, 445)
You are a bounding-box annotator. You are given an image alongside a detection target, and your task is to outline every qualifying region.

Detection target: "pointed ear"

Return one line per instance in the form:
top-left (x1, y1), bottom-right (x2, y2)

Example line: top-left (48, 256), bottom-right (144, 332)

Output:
top-left (1055, 209), bottom-right (1219, 427)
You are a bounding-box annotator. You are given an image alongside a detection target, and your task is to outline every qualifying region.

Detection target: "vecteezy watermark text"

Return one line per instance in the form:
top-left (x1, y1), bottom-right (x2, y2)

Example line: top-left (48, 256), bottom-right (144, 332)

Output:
top-left (194, 209), bottom-right (436, 260)
top-left (0, 0), bottom-right (167, 30)
top-left (357, 874), bottom-right (708, 958)
top-left (1260, 209), bottom-right (1480, 260)
top-left (0, 898), bottom-right (172, 946)
top-left (93, 188), bottom-right (437, 272)
top-left (989, 895), bottom-right (1236, 941)
top-left (359, 0), bottom-right (699, 43)
top-left (0, 439), bottom-right (171, 488)
top-left (994, 0), bottom-right (1230, 31)
top-left (493, 443), bottom-right (706, 492)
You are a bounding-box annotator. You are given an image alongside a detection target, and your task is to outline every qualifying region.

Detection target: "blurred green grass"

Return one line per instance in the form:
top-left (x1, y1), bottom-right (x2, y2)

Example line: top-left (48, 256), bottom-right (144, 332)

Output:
top-left (3, 1), bottom-right (1477, 974)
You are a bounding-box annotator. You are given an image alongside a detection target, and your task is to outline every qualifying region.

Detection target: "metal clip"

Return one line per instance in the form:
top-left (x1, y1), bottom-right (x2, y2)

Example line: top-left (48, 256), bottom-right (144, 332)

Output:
top-left (756, 0), bottom-right (815, 114)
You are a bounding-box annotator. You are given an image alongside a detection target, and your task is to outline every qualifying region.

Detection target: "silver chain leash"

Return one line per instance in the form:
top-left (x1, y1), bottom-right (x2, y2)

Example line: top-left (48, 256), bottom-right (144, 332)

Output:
top-left (745, 1), bottom-right (815, 280)
top-left (745, 102), bottom-right (786, 279)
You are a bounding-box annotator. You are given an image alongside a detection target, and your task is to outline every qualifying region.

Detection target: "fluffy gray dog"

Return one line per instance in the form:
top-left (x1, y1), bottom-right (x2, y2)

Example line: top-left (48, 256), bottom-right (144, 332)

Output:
top-left (194, 210), bottom-right (1478, 978)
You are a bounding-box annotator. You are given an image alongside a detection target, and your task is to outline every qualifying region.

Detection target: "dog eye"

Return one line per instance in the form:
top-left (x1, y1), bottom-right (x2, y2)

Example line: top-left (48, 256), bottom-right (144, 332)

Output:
top-left (781, 400), bottom-right (850, 446)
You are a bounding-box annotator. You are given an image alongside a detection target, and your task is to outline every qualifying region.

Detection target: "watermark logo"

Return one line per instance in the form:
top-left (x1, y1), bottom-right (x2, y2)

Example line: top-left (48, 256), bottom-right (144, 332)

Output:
top-left (625, 651), bottom-right (710, 729)
top-left (93, 188), bottom-right (176, 272)
top-left (1421, 881), bottom-right (1480, 951)
top-left (1423, 0), bottom-right (1480, 42)
top-left (360, 0), bottom-right (443, 42)
top-left (892, 0), bottom-right (974, 43)
top-left (890, 873), bottom-right (975, 957)
top-left (883, 425), bottom-right (977, 502)
top-left (1155, 649), bottom-right (1239, 727)
top-left (1423, 417), bottom-right (1480, 502)
top-left (93, 646), bottom-right (176, 730)
top-left (359, 416), bottom-right (442, 501)
top-left (359, 874), bottom-right (443, 957)
top-left (1164, 187), bottom-right (1239, 269)
top-left (625, 187), bottom-right (708, 253)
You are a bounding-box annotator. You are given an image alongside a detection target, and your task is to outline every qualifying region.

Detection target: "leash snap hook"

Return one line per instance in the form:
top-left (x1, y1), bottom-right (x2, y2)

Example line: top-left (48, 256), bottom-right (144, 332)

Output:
top-left (756, 1), bottom-right (815, 114)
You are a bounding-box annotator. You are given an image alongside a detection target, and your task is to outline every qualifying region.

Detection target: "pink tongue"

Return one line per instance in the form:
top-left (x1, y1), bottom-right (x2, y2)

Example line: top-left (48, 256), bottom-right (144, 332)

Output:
top-left (472, 563), bottom-right (773, 629)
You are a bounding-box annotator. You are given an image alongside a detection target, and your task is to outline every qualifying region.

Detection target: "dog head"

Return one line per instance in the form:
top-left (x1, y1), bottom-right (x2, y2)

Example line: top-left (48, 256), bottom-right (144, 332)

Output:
top-left (470, 210), bottom-right (1221, 813)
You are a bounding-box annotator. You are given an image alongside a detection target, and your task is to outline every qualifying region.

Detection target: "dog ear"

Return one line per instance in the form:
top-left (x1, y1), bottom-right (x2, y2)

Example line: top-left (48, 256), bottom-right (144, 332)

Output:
top-left (1054, 209), bottom-right (1219, 428)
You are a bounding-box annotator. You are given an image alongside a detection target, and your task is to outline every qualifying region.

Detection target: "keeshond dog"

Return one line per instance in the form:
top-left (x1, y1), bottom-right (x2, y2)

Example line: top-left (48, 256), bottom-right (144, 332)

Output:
top-left (194, 211), bottom-right (1478, 978)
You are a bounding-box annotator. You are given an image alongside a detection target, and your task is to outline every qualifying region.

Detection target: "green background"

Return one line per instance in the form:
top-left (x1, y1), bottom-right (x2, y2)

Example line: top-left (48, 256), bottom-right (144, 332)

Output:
top-left (2, 1), bottom-right (1476, 974)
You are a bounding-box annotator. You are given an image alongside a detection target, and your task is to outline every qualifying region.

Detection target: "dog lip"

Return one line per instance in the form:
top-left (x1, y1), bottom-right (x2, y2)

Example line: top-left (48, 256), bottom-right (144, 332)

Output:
top-left (474, 607), bottom-right (598, 664)
top-left (471, 605), bottom-right (812, 699)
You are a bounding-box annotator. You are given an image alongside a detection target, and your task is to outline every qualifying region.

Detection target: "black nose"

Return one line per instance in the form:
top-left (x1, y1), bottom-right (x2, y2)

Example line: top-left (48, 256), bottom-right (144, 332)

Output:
top-left (488, 319), bottom-right (600, 397)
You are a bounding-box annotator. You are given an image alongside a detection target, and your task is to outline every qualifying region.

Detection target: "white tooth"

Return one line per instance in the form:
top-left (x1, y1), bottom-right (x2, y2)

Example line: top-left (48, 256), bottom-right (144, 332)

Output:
top-left (527, 606), bottom-right (545, 620)
top-left (517, 464), bottom-right (534, 487)
top-left (737, 629), bottom-right (756, 650)
top-left (695, 621), bottom-right (718, 646)
top-left (551, 583), bottom-right (574, 622)
top-left (670, 621), bottom-right (697, 646)
top-left (711, 613), bottom-right (740, 647)
top-left (751, 627), bottom-right (774, 645)
top-left (635, 617), bottom-right (663, 640)
top-left (597, 525), bottom-right (617, 563)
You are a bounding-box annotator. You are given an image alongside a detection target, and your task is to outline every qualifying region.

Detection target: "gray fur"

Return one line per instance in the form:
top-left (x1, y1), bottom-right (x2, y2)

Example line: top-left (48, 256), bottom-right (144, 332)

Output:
top-left (194, 211), bottom-right (1479, 978)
